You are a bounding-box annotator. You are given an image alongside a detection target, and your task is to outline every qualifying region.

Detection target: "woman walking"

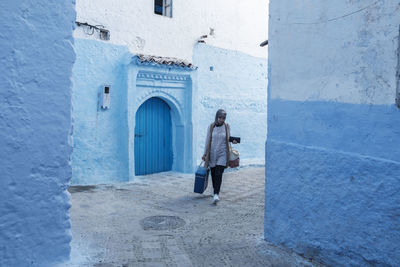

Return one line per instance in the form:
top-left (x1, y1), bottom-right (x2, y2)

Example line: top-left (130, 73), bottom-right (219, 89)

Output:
top-left (202, 109), bottom-right (236, 204)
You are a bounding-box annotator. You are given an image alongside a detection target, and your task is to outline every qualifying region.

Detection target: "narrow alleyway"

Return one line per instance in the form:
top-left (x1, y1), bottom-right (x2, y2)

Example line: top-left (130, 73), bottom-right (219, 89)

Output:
top-left (62, 167), bottom-right (322, 267)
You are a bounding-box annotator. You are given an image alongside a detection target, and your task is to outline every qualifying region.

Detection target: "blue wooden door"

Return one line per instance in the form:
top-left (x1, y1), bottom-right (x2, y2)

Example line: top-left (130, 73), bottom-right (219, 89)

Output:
top-left (135, 97), bottom-right (173, 175)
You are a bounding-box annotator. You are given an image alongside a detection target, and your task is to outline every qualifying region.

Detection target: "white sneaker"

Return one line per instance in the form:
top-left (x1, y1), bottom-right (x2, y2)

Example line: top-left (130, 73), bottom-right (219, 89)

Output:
top-left (213, 194), bottom-right (220, 203)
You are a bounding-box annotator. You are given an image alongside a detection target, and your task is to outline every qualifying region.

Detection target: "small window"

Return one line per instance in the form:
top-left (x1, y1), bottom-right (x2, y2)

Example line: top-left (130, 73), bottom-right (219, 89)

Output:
top-left (154, 0), bottom-right (172, 17)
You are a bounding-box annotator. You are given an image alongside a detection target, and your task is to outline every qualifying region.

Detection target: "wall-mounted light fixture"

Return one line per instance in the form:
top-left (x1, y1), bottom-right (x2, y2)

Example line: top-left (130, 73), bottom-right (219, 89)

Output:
top-left (99, 28), bottom-right (110, 41)
top-left (209, 28), bottom-right (215, 36)
top-left (76, 21), bottom-right (110, 41)
top-left (101, 85), bottom-right (111, 109)
top-left (260, 40), bottom-right (268, 47)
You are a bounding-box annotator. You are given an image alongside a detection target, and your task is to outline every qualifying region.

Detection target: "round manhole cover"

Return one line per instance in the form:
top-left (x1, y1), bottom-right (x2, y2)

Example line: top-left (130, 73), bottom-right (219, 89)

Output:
top-left (140, 216), bottom-right (185, 230)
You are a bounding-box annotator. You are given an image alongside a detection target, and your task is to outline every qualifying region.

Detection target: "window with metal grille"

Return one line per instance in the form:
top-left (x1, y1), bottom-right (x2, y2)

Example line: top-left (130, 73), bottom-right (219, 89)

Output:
top-left (154, 0), bottom-right (172, 17)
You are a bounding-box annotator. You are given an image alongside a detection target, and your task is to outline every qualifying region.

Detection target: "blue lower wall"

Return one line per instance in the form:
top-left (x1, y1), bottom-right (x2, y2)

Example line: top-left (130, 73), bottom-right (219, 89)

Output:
top-left (268, 99), bottom-right (400, 161)
top-left (265, 99), bottom-right (400, 266)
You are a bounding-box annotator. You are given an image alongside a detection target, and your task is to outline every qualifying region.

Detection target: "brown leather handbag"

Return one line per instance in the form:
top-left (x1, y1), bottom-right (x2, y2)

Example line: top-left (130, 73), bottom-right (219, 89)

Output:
top-left (229, 147), bottom-right (240, 168)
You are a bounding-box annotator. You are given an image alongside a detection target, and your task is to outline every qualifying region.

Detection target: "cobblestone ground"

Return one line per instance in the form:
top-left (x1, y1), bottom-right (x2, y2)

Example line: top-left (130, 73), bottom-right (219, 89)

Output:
top-left (62, 167), bottom-right (323, 267)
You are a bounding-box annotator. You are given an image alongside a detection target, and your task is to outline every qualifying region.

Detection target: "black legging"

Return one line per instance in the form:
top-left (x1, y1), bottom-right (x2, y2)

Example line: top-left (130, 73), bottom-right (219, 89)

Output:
top-left (210, 165), bottom-right (225, 195)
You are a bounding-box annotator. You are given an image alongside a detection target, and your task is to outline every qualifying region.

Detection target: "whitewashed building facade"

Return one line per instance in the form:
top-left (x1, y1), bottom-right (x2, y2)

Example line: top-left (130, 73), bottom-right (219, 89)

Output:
top-left (72, 0), bottom-right (269, 184)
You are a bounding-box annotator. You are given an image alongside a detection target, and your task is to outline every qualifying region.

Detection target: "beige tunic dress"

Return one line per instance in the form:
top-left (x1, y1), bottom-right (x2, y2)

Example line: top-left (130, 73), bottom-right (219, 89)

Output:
top-left (204, 123), bottom-right (230, 168)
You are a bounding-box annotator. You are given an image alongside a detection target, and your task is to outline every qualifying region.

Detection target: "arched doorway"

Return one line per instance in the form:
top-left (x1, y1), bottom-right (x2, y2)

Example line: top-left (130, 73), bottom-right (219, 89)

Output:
top-left (134, 97), bottom-right (173, 175)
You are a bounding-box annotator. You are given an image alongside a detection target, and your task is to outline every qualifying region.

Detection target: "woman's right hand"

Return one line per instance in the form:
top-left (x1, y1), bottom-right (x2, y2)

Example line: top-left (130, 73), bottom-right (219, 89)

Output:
top-left (202, 154), bottom-right (206, 161)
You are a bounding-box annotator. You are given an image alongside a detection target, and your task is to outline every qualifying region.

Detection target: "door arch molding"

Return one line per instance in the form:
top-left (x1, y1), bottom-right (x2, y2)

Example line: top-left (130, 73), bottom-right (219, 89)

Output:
top-left (127, 68), bottom-right (194, 180)
top-left (135, 90), bottom-right (184, 127)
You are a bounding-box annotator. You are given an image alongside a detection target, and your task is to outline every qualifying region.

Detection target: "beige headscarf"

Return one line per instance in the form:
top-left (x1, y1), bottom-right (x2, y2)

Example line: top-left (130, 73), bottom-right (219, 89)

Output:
top-left (214, 109), bottom-right (227, 126)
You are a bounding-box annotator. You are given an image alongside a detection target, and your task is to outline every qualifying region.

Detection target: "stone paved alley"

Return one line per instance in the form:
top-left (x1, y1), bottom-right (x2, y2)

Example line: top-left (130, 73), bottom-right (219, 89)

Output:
top-left (62, 167), bottom-right (324, 267)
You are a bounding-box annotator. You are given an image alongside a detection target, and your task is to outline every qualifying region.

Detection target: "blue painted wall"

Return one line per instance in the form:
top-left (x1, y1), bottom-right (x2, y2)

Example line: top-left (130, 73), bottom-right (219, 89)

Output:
top-left (72, 40), bottom-right (267, 184)
top-left (193, 43), bottom-right (268, 166)
top-left (72, 39), bottom-right (195, 184)
top-left (72, 39), bottom-right (130, 184)
top-left (0, 1), bottom-right (75, 266)
top-left (268, 100), bottom-right (400, 161)
top-left (266, 101), bottom-right (400, 266)
top-left (266, 1), bottom-right (400, 266)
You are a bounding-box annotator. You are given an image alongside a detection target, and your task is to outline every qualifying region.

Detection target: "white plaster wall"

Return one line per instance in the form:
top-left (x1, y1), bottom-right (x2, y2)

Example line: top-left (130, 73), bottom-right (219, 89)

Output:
top-left (74, 0), bottom-right (268, 61)
top-left (268, 1), bottom-right (399, 105)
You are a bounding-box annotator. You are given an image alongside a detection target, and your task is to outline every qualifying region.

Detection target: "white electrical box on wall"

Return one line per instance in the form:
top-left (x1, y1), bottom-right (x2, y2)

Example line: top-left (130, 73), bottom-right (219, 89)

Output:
top-left (101, 85), bottom-right (111, 109)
